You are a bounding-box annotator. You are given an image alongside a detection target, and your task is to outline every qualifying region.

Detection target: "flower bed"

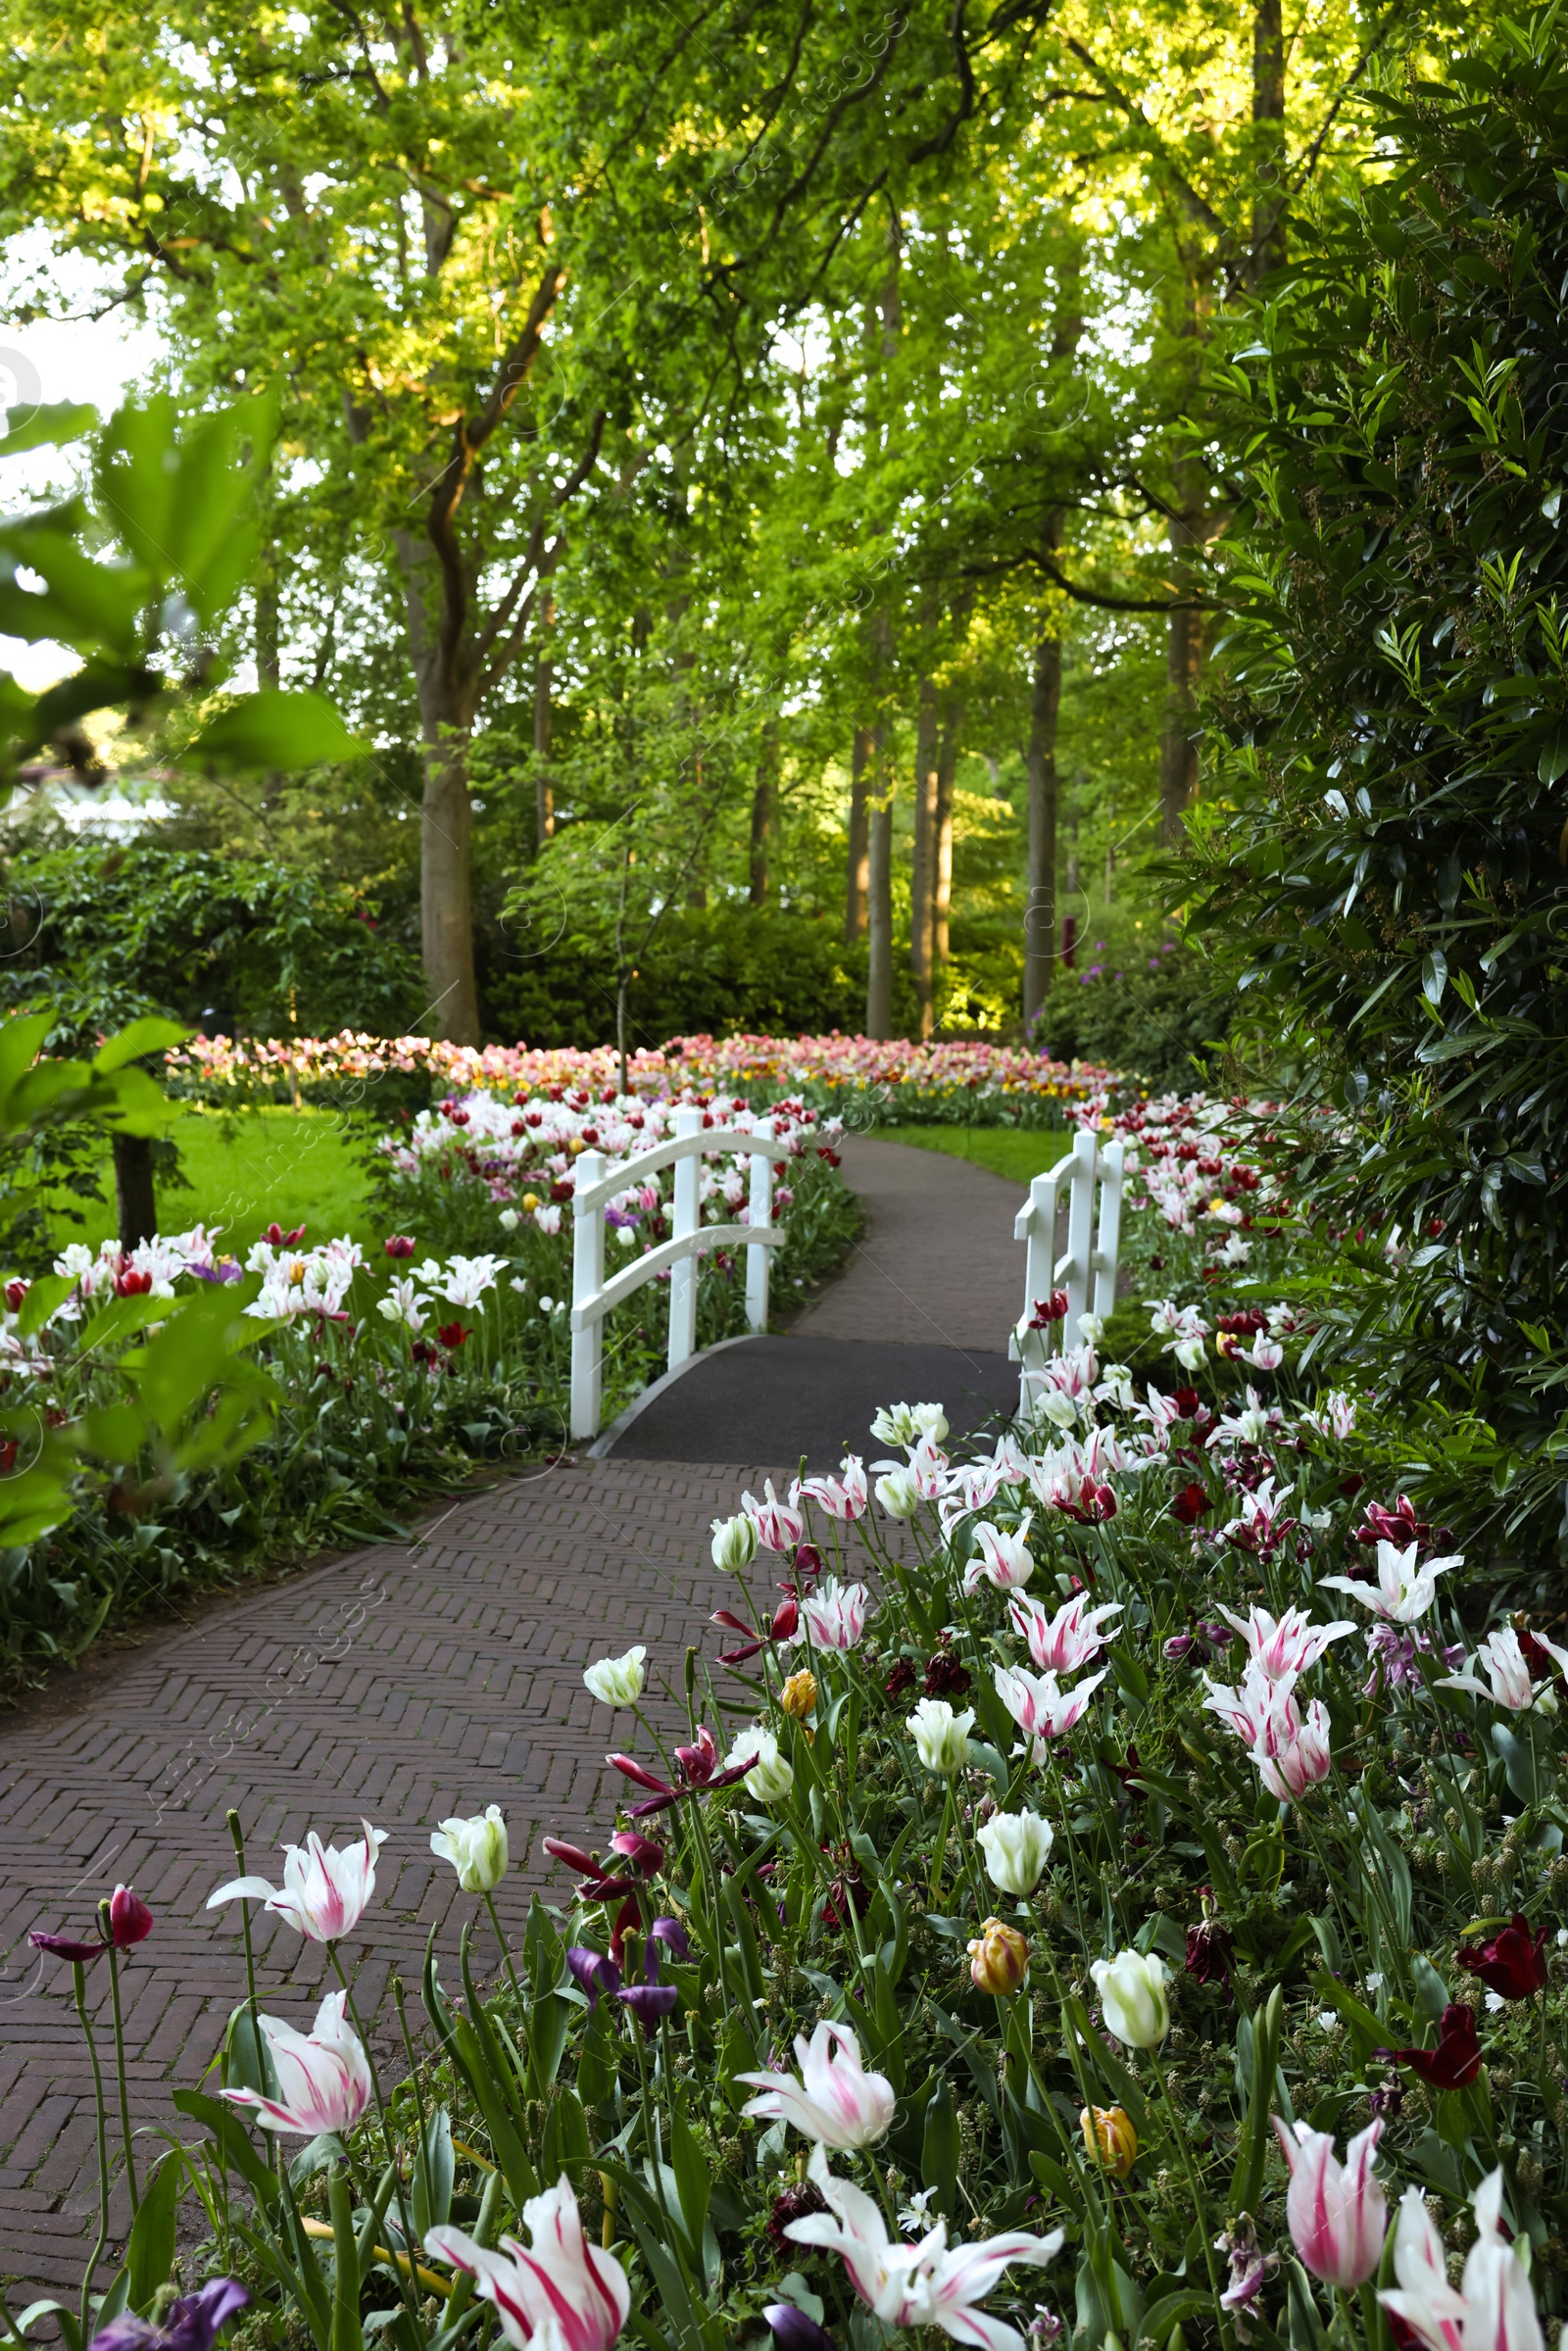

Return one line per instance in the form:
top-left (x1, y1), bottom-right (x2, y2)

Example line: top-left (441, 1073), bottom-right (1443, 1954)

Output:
top-left (165, 1031), bottom-right (1120, 1127)
top-left (0, 1085), bottom-right (858, 1682)
top-left (22, 1307), bottom-right (1568, 2351)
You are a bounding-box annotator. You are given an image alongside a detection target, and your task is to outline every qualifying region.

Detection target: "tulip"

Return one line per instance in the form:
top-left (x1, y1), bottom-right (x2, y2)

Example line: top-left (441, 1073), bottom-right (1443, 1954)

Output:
top-left (796, 1456), bottom-right (869, 1522)
top-left (726, 1725), bottom-right (796, 1802)
top-left (1441, 1631), bottom-right (1561, 1715)
top-left (1090, 1950), bottom-right (1169, 2048)
top-left (1250, 1695), bottom-right (1334, 1802)
top-left (1216, 1602), bottom-right (1356, 1682)
top-left (1170, 1481), bottom-right (1210, 1526)
top-left (89, 2278), bottom-right (251, 2351)
top-left (1453, 1913), bottom-right (1547, 2002)
top-left (763, 2306), bottom-right (836, 2351)
top-left (1201, 1660), bottom-right (1287, 1746)
top-left (1321, 1539), bottom-right (1463, 1624)
top-left (566, 1946), bottom-right (621, 2011)
top-left (426, 2175), bottom-right (630, 2351)
top-left (1274, 2116), bottom-right (1388, 2288)
top-left (430, 1806), bottom-right (508, 1892)
top-left (617, 1937), bottom-right (680, 2041)
top-left (738, 2019), bottom-right (897, 2150)
top-left (1375, 2002), bottom-right (1483, 2090)
top-left (31, 1882), bottom-right (155, 1968)
top-left (221, 1988), bottom-right (372, 2135)
top-left (582, 1645), bottom-right (647, 1706)
top-left (647, 1913), bottom-right (690, 1965)
top-left (742, 1480), bottom-right (805, 1553)
top-left (977, 1809), bottom-right (1054, 1896)
top-left (968, 1918), bottom-right (1029, 1994)
top-left (1080, 2104), bottom-right (1137, 2179)
top-left (784, 2146), bottom-right (1062, 2349)
top-left (962, 1516), bottom-right (1036, 1594)
top-left (994, 1662), bottom-right (1105, 1746)
top-left (208, 1820), bottom-right (385, 1942)
top-left (710, 1512), bottom-right (759, 1572)
top-left (1006, 1591), bottom-right (1122, 1675)
top-left (781, 1669), bottom-right (818, 1721)
top-left (609, 1829), bottom-right (665, 1877)
top-left (907, 1697), bottom-right (974, 1775)
top-left (1381, 2170), bottom-right (1548, 2351)
top-left (874, 1468), bottom-right (921, 1518)
top-left (800, 1578), bottom-right (870, 1651)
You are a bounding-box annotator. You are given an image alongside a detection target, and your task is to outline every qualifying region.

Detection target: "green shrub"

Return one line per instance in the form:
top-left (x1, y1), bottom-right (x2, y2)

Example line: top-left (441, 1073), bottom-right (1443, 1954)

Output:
top-left (1028, 933), bottom-right (1234, 1087)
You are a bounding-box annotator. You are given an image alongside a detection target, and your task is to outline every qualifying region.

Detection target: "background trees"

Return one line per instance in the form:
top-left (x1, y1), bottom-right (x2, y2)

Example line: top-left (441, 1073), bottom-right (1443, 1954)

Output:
top-left (0, 0), bottom-right (1475, 1060)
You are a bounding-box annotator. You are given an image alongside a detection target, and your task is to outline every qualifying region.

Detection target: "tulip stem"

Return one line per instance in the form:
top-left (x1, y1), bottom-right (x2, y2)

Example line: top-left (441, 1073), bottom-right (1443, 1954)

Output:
top-left (481, 1889), bottom-right (528, 2018)
top-left (329, 1948), bottom-right (420, 2327)
top-left (1147, 2046), bottom-right (1226, 2342)
top-left (98, 1907), bottom-right (139, 2220)
top-left (73, 1957), bottom-right (111, 2350)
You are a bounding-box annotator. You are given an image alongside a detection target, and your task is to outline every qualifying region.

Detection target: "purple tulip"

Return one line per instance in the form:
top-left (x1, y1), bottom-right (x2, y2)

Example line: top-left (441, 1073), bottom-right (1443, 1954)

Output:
top-left (91, 2279), bottom-right (250, 2351)
top-left (616, 1981), bottom-right (679, 2040)
top-left (566, 1946), bottom-right (621, 2011)
top-left (648, 1915), bottom-right (691, 1966)
top-left (764, 2306), bottom-right (836, 2351)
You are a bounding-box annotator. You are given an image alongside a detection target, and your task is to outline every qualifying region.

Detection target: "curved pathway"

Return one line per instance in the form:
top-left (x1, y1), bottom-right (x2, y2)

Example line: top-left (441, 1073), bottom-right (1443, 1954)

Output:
top-left (0, 1133), bottom-right (1044, 2296)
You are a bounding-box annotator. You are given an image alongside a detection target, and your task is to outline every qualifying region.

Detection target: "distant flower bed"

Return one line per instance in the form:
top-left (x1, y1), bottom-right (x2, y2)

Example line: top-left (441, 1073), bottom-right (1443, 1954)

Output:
top-left (165, 1030), bottom-right (1120, 1126)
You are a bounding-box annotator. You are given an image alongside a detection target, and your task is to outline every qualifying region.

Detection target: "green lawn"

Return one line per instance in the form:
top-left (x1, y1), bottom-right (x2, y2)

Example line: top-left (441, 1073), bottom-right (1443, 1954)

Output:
top-left (871, 1123), bottom-right (1073, 1187)
top-left (52, 1102), bottom-right (379, 1256)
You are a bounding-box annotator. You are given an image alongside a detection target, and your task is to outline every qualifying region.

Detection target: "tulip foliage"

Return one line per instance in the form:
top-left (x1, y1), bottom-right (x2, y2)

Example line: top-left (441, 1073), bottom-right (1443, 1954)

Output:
top-left (20, 1246), bottom-right (1568, 2351)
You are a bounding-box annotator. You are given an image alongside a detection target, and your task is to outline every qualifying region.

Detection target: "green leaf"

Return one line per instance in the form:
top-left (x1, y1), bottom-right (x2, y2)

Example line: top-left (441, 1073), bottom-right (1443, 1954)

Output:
top-left (92, 1016), bottom-right (189, 1073)
top-left (186, 689), bottom-right (367, 772)
top-left (920, 2077), bottom-right (961, 2216)
top-left (1231, 1984), bottom-right (1284, 2211)
top-left (126, 2148), bottom-right (184, 2312)
top-left (0, 401), bottom-right (97, 458)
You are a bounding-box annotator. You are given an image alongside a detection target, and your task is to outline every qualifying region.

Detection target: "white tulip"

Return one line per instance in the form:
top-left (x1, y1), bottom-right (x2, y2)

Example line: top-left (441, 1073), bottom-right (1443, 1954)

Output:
top-left (710, 1512), bottom-right (760, 1572)
top-left (727, 1726), bottom-right (795, 1802)
top-left (582, 1644), bottom-right (647, 1706)
top-left (907, 1697), bottom-right (974, 1775)
top-left (430, 1806), bottom-right (509, 1892)
top-left (1091, 1949), bottom-right (1170, 2048)
top-left (874, 1469), bottom-right (920, 1519)
top-left (977, 1809), bottom-right (1054, 1896)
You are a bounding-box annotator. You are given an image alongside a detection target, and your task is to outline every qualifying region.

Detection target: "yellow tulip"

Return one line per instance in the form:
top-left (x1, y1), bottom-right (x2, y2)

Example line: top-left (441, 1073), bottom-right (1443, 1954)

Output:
top-left (967, 1917), bottom-right (1029, 1995)
top-left (1081, 2103), bottom-right (1138, 2178)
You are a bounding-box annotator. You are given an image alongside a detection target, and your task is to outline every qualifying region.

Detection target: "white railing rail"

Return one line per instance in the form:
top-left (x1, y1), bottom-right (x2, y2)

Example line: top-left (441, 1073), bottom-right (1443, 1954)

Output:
top-left (1011, 1127), bottom-right (1124, 1416)
top-left (569, 1105), bottom-right (791, 1440)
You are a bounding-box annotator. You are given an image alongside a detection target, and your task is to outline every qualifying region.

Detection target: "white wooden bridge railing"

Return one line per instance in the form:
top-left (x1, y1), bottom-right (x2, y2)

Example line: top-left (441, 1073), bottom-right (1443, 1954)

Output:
top-left (569, 1106), bottom-right (792, 1441)
top-left (1011, 1127), bottom-right (1124, 1417)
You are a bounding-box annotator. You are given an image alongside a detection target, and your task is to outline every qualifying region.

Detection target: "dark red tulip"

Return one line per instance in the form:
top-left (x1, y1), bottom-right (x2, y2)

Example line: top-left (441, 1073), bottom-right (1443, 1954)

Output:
top-left (30, 1930), bottom-right (109, 1965)
top-left (1185, 1916), bottom-right (1235, 1990)
top-left (609, 1830), bottom-right (665, 1877)
top-left (542, 1836), bottom-right (599, 1876)
top-left (108, 1886), bottom-right (154, 1947)
top-left (1171, 1481), bottom-right (1210, 1525)
top-left (383, 1235), bottom-right (416, 1258)
top-left (1454, 1915), bottom-right (1547, 2002)
top-left (437, 1322), bottom-right (468, 1350)
top-left (1375, 2003), bottom-right (1483, 2089)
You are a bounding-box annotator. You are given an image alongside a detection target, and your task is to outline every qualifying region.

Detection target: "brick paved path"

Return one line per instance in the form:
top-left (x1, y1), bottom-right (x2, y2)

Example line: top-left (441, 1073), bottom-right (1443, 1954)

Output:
top-left (0, 1136), bottom-right (1032, 2298)
top-left (0, 1457), bottom-right (787, 2297)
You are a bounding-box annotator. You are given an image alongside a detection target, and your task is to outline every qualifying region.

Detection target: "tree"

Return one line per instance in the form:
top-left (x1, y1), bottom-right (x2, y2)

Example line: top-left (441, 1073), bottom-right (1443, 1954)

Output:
top-left (1192, 18), bottom-right (1568, 1499)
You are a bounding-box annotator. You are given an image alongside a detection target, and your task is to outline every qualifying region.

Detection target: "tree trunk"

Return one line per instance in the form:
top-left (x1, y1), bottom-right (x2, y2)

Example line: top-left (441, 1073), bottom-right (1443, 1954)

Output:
top-left (534, 593), bottom-right (555, 850)
top-left (845, 726), bottom-right (870, 943)
top-left (909, 677), bottom-right (939, 1037)
top-left (113, 1131), bottom-right (158, 1252)
top-left (1249, 0), bottom-right (1288, 289)
top-left (750, 723), bottom-right (775, 906)
top-left (1023, 516), bottom-right (1065, 1031)
top-left (420, 723), bottom-right (481, 1043)
top-left (865, 726), bottom-right (894, 1039)
top-left (1157, 475), bottom-right (1208, 847)
top-left (934, 699), bottom-right (961, 968)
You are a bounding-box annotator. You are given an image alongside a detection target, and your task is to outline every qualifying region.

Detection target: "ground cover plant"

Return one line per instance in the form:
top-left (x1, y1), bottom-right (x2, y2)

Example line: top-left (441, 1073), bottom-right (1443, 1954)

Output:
top-left (0, 1073), bottom-right (858, 1686)
top-left (16, 1164), bottom-right (1568, 2351)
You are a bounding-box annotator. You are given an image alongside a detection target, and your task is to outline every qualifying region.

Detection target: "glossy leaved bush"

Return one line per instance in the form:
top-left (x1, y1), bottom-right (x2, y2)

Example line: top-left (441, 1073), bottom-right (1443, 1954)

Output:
top-left (1193, 26), bottom-right (1568, 1499)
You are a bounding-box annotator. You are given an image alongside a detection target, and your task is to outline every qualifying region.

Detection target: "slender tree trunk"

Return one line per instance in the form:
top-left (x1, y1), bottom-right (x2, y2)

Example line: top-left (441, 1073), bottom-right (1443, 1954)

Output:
top-left (534, 593), bottom-right (555, 850)
top-left (750, 722), bottom-right (775, 906)
top-left (934, 699), bottom-right (961, 968)
top-left (1023, 514), bottom-right (1064, 1031)
top-left (1249, 0), bottom-right (1288, 288)
top-left (1158, 454), bottom-right (1210, 848)
top-left (398, 543), bottom-right (483, 1045)
top-left (910, 677), bottom-right (939, 1037)
top-left (845, 726), bottom-right (870, 943)
top-left (113, 1132), bottom-right (158, 1252)
top-left (866, 725), bottom-right (895, 1039)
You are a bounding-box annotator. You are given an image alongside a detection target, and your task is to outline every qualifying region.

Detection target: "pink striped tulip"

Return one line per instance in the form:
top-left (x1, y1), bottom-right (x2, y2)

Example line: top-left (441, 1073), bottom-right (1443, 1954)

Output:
top-left (426, 2175), bottom-right (629, 2351)
top-left (222, 1989), bottom-right (371, 2136)
top-left (207, 1820), bottom-right (385, 1942)
top-left (1274, 2116), bottom-right (1388, 2287)
top-left (1380, 2169), bottom-right (1548, 2351)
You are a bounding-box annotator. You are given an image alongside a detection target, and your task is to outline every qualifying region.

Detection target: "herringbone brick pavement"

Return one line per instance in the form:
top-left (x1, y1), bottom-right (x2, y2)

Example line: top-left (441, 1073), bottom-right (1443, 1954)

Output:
top-left (0, 1454), bottom-right (790, 2297)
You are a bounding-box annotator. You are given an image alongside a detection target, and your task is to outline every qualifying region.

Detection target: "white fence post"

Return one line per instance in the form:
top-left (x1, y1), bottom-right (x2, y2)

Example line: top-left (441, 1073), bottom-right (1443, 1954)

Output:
top-left (1092, 1140), bottom-right (1124, 1323)
top-left (569, 1148), bottom-right (606, 1442)
top-left (1062, 1126), bottom-right (1097, 1334)
top-left (746, 1116), bottom-right (774, 1333)
top-left (666, 1105), bottom-right (704, 1373)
